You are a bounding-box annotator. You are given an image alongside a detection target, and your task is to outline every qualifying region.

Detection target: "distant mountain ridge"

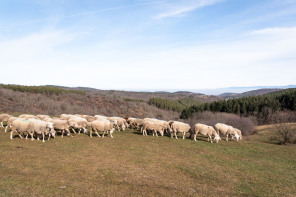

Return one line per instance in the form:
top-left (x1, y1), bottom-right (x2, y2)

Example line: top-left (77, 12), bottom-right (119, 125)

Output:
top-left (44, 85), bottom-right (217, 102)
top-left (219, 89), bottom-right (282, 98)
top-left (196, 85), bottom-right (296, 95)
top-left (46, 84), bottom-right (295, 99)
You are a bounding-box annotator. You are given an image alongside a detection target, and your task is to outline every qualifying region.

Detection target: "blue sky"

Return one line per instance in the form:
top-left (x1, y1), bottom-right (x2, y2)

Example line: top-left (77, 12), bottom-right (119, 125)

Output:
top-left (0, 0), bottom-right (296, 92)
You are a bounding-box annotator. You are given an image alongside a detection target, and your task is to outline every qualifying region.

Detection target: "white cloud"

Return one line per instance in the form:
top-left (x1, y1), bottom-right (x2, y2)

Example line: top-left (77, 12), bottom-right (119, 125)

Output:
top-left (249, 27), bottom-right (296, 35)
top-left (154, 0), bottom-right (224, 19)
top-left (0, 26), bottom-right (295, 90)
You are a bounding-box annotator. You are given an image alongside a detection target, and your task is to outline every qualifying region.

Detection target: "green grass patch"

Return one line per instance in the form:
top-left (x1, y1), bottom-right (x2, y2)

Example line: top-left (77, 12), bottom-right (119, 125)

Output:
top-left (0, 126), bottom-right (295, 196)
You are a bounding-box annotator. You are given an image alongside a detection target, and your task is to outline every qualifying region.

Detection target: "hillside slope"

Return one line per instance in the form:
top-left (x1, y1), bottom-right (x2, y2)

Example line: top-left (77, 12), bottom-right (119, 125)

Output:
top-left (0, 125), bottom-right (295, 196)
top-left (0, 87), bottom-right (180, 120)
top-left (219, 88), bottom-right (282, 98)
top-left (47, 85), bottom-right (221, 102)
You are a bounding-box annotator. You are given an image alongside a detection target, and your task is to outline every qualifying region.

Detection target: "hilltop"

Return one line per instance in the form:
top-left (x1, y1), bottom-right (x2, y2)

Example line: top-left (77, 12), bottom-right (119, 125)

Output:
top-left (219, 88), bottom-right (282, 99)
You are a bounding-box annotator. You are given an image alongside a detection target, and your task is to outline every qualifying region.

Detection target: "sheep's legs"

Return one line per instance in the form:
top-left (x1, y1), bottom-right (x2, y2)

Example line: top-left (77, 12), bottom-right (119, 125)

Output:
top-left (109, 130), bottom-right (114, 138)
top-left (30, 132), bottom-right (35, 141)
top-left (95, 130), bottom-right (101, 137)
top-left (42, 133), bottom-right (45, 143)
top-left (71, 128), bottom-right (77, 134)
top-left (194, 134), bottom-right (197, 141)
top-left (182, 132), bottom-right (186, 139)
top-left (174, 132), bottom-right (178, 139)
top-left (154, 130), bottom-right (158, 137)
top-left (5, 125), bottom-right (8, 132)
top-left (226, 134), bottom-right (229, 141)
top-left (17, 132), bottom-right (23, 139)
top-left (209, 135), bottom-right (213, 143)
top-left (66, 129), bottom-right (73, 137)
top-left (10, 130), bottom-right (14, 140)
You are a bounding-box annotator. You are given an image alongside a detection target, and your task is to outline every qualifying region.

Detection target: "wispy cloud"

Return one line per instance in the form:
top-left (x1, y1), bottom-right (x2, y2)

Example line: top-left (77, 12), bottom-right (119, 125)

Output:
top-left (62, 1), bottom-right (164, 19)
top-left (2, 1), bottom-right (164, 31)
top-left (0, 27), bottom-right (9, 32)
top-left (154, 0), bottom-right (224, 19)
top-left (249, 27), bottom-right (296, 35)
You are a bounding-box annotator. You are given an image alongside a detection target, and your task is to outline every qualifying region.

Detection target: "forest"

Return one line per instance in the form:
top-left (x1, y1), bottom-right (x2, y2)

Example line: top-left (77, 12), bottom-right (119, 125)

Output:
top-left (179, 88), bottom-right (296, 124)
top-left (0, 84), bottom-right (86, 95)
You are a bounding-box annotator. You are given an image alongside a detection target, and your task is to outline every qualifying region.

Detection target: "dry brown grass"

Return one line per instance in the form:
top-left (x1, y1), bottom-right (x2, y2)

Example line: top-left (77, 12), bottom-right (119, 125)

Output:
top-left (0, 126), bottom-right (296, 196)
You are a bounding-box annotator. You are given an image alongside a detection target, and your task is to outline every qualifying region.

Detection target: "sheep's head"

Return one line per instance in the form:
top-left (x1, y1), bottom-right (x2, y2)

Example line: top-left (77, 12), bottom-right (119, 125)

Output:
top-left (214, 135), bottom-right (221, 143)
top-left (167, 125), bottom-right (173, 132)
top-left (234, 133), bottom-right (240, 142)
top-left (46, 123), bottom-right (56, 138)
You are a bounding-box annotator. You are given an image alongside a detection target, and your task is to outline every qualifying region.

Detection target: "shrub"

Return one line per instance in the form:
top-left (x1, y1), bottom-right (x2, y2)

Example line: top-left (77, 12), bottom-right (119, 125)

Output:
top-left (273, 123), bottom-right (296, 145)
top-left (124, 98), bottom-right (144, 102)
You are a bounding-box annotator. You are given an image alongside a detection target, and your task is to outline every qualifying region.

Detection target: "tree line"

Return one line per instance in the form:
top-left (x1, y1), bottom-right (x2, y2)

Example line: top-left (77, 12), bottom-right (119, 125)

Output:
top-left (0, 84), bottom-right (86, 96)
top-left (180, 88), bottom-right (296, 119)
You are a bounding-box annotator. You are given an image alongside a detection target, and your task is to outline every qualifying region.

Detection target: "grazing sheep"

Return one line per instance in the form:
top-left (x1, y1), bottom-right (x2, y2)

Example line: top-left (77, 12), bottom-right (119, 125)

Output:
top-left (68, 117), bottom-right (88, 134)
top-left (10, 119), bottom-right (34, 140)
top-left (194, 123), bottom-right (221, 143)
top-left (94, 115), bottom-right (108, 120)
top-left (108, 117), bottom-right (127, 131)
top-left (28, 118), bottom-right (56, 142)
top-left (143, 118), bottom-right (172, 135)
top-left (214, 123), bottom-right (240, 141)
top-left (5, 117), bottom-right (19, 132)
top-left (36, 115), bottom-right (51, 121)
top-left (50, 119), bottom-right (72, 137)
top-left (0, 113), bottom-right (12, 131)
top-left (84, 115), bottom-right (97, 122)
top-left (141, 120), bottom-right (164, 137)
top-left (169, 121), bottom-right (191, 139)
top-left (233, 128), bottom-right (243, 140)
top-left (90, 119), bottom-right (115, 138)
top-left (19, 114), bottom-right (37, 120)
top-left (60, 114), bottom-right (76, 120)
top-left (127, 118), bottom-right (143, 130)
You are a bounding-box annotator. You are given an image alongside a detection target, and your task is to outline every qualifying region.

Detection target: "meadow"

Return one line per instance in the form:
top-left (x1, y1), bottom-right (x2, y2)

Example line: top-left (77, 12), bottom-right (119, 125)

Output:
top-left (0, 125), bottom-right (295, 196)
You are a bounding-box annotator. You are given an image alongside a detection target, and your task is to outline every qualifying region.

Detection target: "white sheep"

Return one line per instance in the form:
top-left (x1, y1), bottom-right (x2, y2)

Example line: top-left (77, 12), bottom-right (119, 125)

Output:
top-left (194, 123), bottom-right (221, 143)
top-left (141, 120), bottom-right (164, 137)
top-left (169, 121), bottom-right (191, 139)
top-left (90, 119), bottom-right (115, 138)
top-left (0, 113), bottom-right (12, 129)
top-left (214, 123), bottom-right (240, 141)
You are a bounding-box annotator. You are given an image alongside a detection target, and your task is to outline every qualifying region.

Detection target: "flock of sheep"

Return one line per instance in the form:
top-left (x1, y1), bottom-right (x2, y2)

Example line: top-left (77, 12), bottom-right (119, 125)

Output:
top-left (0, 113), bottom-right (242, 143)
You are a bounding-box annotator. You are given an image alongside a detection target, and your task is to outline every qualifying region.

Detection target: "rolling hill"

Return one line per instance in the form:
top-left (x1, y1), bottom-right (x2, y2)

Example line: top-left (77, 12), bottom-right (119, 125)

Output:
top-left (219, 88), bottom-right (282, 98)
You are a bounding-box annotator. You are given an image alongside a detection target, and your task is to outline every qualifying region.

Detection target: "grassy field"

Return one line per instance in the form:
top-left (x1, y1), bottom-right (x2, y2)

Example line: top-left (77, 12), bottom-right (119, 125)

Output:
top-left (0, 125), bottom-right (295, 196)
